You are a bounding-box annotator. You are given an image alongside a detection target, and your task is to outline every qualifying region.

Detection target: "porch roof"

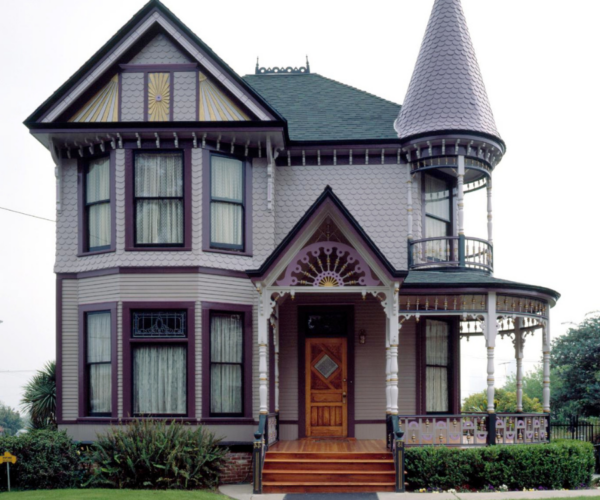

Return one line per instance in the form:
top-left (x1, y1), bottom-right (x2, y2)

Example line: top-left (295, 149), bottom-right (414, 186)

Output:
top-left (403, 269), bottom-right (560, 301)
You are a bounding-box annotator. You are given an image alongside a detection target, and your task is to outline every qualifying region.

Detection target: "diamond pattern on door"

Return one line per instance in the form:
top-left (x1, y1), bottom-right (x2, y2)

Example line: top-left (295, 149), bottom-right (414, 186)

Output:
top-left (314, 354), bottom-right (339, 379)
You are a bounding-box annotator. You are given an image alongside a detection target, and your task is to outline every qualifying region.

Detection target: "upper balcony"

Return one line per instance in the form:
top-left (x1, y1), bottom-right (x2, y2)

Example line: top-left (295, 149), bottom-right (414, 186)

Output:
top-left (408, 235), bottom-right (493, 273)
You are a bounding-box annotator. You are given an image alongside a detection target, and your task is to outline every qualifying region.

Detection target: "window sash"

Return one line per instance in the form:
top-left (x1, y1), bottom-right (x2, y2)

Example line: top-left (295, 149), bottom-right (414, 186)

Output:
top-left (85, 158), bottom-right (111, 252)
top-left (132, 345), bottom-right (187, 416)
top-left (86, 311), bottom-right (112, 416)
top-left (209, 312), bottom-right (244, 416)
top-left (134, 152), bottom-right (184, 247)
top-left (210, 155), bottom-right (245, 250)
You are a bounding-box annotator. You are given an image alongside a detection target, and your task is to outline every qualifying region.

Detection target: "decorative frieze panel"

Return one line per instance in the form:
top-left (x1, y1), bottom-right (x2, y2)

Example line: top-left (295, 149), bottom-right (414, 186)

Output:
top-left (400, 415), bottom-right (488, 447)
top-left (198, 72), bottom-right (249, 121)
top-left (276, 241), bottom-right (381, 287)
top-left (399, 294), bottom-right (486, 313)
top-left (495, 414), bottom-right (549, 444)
top-left (497, 294), bottom-right (548, 319)
top-left (69, 75), bottom-right (119, 123)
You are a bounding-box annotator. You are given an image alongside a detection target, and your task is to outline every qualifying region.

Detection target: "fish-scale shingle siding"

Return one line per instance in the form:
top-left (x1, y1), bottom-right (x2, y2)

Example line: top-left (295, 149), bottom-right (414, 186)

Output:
top-left (173, 72), bottom-right (197, 121)
top-left (128, 33), bottom-right (192, 65)
top-left (121, 73), bottom-right (144, 121)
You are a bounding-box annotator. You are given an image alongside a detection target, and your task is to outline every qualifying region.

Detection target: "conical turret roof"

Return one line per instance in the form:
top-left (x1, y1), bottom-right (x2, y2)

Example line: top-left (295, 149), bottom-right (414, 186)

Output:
top-left (395, 0), bottom-right (501, 142)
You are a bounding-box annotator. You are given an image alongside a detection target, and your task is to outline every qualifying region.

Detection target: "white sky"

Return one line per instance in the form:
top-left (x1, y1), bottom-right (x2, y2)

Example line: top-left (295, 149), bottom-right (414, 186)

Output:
top-left (1, 0), bottom-right (599, 412)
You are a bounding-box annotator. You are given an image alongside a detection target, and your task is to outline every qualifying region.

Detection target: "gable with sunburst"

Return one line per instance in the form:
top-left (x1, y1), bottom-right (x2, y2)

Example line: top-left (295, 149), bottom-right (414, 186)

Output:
top-left (69, 75), bottom-right (119, 123)
top-left (276, 218), bottom-right (382, 288)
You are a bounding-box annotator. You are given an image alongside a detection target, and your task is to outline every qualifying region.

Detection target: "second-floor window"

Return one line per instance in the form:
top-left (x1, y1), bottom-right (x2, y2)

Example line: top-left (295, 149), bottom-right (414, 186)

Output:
top-left (86, 157), bottom-right (111, 252)
top-left (134, 152), bottom-right (184, 246)
top-left (424, 174), bottom-right (452, 238)
top-left (210, 155), bottom-right (244, 250)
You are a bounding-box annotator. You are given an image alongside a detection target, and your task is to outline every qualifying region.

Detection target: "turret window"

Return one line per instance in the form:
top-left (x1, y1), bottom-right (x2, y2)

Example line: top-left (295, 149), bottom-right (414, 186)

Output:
top-left (424, 174), bottom-right (452, 238)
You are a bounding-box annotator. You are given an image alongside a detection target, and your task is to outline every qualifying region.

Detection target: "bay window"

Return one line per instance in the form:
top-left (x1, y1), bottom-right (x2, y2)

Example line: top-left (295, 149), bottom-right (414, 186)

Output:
top-left (134, 152), bottom-right (184, 246)
top-left (210, 155), bottom-right (244, 250)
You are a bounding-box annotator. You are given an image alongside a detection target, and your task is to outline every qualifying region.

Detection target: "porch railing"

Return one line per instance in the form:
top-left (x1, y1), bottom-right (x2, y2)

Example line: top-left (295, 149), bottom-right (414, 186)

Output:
top-left (252, 413), bottom-right (279, 494)
top-left (398, 413), bottom-right (550, 447)
top-left (408, 235), bottom-right (493, 272)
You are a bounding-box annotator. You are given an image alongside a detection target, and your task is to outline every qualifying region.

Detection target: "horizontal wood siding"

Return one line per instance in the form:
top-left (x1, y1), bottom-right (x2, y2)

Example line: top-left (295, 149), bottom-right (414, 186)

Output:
top-left (354, 298), bottom-right (386, 420)
top-left (62, 280), bottom-right (79, 421)
top-left (279, 300), bottom-right (299, 421)
top-left (398, 318), bottom-right (417, 414)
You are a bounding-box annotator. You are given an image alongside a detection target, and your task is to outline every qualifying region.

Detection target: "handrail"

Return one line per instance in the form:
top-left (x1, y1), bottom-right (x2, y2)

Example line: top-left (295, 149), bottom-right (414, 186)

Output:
top-left (252, 414), bottom-right (267, 494)
top-left (387, 415), bottom-right (406, 493)
top-left (408, 235), bottom-right (493, 272)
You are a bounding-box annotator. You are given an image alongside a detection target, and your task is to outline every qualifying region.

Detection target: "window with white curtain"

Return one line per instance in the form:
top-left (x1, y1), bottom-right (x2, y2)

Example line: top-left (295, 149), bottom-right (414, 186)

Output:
top-left (210, 156), bottom-right (244, 250)
top-left (131, 310), bottom-right (187, 416)
top-left (210, 312), bottom-right (243, 416)
top-left (134, 152), bottom-right (184, 246)
top-left (86, 157), bottom-right (111, 251)
top-left (86, 311), bottom-right (112, 415)
top-left (425, 319), bottom-right (450, 413)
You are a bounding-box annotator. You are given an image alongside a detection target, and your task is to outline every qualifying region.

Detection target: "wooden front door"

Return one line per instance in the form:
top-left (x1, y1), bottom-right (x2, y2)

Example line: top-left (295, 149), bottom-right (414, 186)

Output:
top-left (305, 337), bottom-right (348, 437)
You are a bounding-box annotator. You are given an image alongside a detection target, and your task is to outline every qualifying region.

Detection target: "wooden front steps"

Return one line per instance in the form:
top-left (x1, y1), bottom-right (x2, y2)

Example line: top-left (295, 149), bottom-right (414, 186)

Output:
top-left (262, 439), bottom-right (395, 493)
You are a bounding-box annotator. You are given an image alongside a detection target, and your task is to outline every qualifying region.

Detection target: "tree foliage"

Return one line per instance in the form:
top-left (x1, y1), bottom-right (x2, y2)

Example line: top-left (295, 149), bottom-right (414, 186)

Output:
top-left (504, 366), bottom-right (544, 403)
top-left (21, 361), bottom-right (57, 430)
top-left (551, 314), bottom-right (600, 417)
top-left (462, 388), bottom-right (543, 413)
top-left (0, 403), bottom-right (25, 436)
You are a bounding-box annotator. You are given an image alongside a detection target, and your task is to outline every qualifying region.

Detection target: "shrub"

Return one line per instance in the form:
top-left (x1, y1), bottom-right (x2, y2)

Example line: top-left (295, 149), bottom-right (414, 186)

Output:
top-left (87, 419), bottom-right (226, 489)
top-left (0, 430), bottom-right (84, 491)
top-left (405, 440), bottom-right (594, 491)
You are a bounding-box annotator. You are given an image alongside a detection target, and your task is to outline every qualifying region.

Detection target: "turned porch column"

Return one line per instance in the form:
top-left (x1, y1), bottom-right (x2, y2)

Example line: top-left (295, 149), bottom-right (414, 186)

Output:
top-left (542, 315), bottom-right (551, 413)
top-left (257, 288), bottom-right (270, 416)
top-left (407, 166), bottom-right (414, 241)
top-left (513, 317), bottom-right (524, 412)
top-left (385, 327), bottom-right (392, 414)
top-left (387, 285), bottom-right (401, 415)
top-left (486, 292), bottom-right (498, 413)
top-left (273, 307), bottom-right (280, 414)
top-left (457, 156), bottom-right (466, 266)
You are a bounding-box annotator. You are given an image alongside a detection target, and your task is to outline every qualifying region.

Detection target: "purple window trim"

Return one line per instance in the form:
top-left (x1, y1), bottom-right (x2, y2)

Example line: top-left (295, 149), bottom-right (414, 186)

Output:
top-left (122, 301), bottom-right (196, 419)
top-left (124, 148), bottom-right (193, 251)
top-left (201, 302), bottom-right (253, 420)
top-left (77, 150), bottom-right (117, 256)
top-left (78, 302), bottom-right (119, 419)
top-left (202, 149), bottom-right (253, 257)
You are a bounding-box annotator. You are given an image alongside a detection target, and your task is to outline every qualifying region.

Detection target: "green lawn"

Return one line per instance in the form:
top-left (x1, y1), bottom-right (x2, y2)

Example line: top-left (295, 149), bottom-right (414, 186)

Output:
top-left (0, 490), bottom-right (226, 499)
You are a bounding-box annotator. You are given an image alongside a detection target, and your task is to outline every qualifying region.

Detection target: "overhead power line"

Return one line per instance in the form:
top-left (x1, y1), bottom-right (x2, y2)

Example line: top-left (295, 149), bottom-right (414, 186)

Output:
top-left (0, 206), bottom-right (55, 222)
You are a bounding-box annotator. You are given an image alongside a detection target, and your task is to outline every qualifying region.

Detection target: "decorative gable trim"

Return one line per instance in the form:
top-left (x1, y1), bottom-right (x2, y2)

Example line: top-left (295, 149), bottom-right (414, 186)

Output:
top-left (25, 1), bottom-right (281, 126)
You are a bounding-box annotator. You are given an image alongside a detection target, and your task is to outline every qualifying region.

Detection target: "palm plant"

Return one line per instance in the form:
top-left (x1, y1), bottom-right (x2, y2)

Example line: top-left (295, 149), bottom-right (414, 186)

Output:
top-left (21, 360), bottom-right (57, 430)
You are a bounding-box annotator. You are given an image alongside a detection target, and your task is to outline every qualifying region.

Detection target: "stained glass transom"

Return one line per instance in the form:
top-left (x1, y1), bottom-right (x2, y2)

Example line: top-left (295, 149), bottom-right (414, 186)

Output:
top-left (314, 354), bottom-right (338, 379)
top-left (132, 311), bottom-right (187, 338)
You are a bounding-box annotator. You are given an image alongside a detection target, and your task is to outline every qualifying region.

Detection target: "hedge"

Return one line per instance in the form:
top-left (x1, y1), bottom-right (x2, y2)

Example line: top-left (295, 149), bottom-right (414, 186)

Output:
top-left (405, 440), bottom-right (595, 491)
top-left (0, 430), bottom-right (84, 491)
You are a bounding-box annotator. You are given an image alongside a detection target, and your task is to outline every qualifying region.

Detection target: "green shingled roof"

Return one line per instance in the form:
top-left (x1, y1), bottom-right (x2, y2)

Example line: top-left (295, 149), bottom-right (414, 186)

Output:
top-left (404, 270), bottom-right (560, 300)
top-left (242, 73), bottom-right (401, 142)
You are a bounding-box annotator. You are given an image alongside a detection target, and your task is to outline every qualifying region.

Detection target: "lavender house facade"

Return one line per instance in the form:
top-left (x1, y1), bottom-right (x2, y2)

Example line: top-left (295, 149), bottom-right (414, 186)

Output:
top-left (26, 0), bottom-right (559, 492)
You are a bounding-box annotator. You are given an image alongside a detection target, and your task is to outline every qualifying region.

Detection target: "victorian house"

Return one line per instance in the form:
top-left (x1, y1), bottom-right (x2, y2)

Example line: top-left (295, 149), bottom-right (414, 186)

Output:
top-left (25, 0), bottom-right (559, 493)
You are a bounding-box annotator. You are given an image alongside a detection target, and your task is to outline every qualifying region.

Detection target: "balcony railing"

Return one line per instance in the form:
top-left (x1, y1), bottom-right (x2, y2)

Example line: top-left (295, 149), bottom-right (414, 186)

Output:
top-left (398, 413), bottom-right (550, 447)
top-left (408, 235), bottom-right (493, 272)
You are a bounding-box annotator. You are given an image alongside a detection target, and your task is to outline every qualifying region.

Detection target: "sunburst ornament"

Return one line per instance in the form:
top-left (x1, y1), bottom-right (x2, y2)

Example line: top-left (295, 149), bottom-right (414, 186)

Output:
top-left (148, 73), bottom-right (171, 121)
top-left (319, 275), bottom-right (339, 287)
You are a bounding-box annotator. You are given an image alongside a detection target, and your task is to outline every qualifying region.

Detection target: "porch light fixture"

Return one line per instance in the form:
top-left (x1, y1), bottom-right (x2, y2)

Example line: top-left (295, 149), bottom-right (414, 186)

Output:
top-left (358, 329), bottom-right (367, 345)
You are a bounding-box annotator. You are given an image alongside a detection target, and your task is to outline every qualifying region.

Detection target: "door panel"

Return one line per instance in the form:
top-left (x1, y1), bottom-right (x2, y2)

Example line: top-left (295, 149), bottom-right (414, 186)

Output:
top-left (305, 338), bottom-right (347, 437)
